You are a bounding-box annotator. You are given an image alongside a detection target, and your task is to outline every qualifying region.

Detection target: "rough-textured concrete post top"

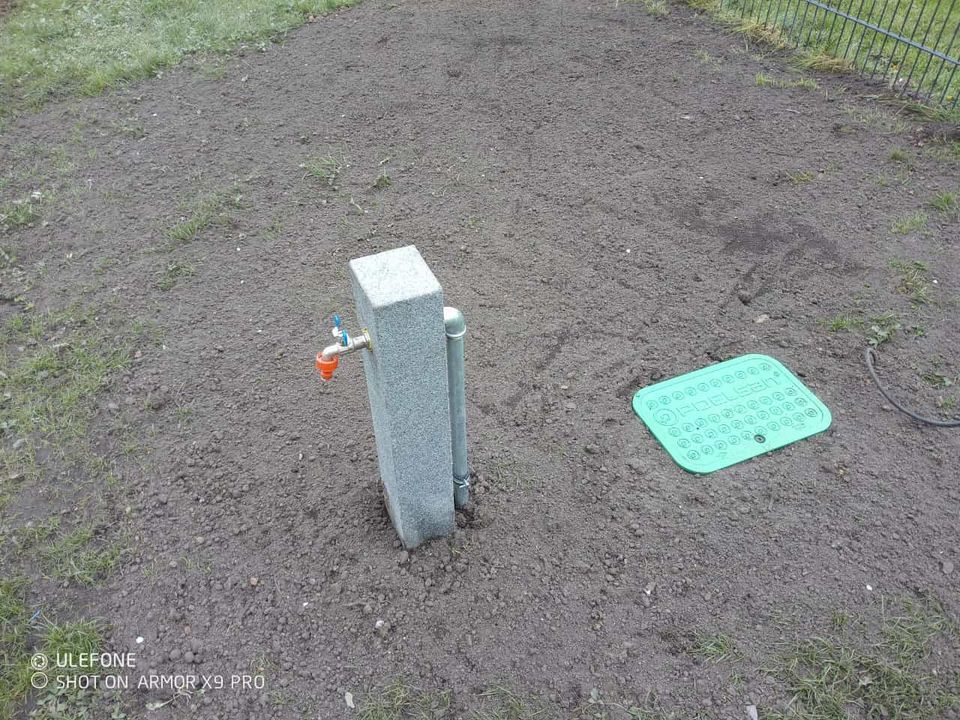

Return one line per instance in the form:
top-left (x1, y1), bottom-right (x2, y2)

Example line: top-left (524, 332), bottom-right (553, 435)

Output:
top-left (348, 246), bottom-right (455, 548)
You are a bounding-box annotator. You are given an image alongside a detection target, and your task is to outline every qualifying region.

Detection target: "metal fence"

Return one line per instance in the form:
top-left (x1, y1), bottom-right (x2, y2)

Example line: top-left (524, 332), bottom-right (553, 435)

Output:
top-left (719, 0), bottom-right (960, 109)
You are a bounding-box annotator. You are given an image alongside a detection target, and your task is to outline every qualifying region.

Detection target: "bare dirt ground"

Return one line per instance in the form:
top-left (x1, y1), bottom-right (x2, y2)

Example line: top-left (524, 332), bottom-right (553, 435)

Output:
top-left (2, 0), bottom-right (959, 718)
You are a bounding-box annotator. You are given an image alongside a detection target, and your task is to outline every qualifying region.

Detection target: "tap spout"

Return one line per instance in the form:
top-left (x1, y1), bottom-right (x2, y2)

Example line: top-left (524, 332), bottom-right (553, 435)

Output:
top-left (317, 328), bottom-right (370, 381)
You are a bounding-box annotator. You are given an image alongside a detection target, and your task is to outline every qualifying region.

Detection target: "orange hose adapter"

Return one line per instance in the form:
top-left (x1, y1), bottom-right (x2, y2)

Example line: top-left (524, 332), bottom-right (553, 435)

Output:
top-left (316, 352), bottom-right (339, 381)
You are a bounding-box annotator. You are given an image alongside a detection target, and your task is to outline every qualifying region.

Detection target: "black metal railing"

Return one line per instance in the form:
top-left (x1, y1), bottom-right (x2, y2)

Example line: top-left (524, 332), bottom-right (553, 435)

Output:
top-left (720, 0), bottom-right (960, 108)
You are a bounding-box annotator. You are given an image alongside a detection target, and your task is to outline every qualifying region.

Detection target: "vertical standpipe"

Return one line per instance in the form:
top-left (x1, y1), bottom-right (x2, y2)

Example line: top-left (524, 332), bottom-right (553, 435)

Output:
top-left (444, 307), bottom-right (469, 509)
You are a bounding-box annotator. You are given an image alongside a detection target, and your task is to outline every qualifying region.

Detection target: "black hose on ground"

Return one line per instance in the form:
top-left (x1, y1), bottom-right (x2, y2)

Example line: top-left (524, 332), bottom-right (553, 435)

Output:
top-left (864, 347), bottom-right (960, 428)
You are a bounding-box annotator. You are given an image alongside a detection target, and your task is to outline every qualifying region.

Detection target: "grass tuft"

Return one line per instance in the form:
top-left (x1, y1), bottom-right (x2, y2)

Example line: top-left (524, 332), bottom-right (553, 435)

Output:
top-left (824, 314), bottom-right (864, 332)
top-left (38, 523), bottom-right (125, 586)
top-left (732, 19), bottom-right (789, 47)
top-left (640, 0), bottom-right (670, 17)
top-left (756, 71), bottom-right (819, 90)
top-left (888, 258), bottom-right (933, 305)
top-left (304, 155), bottom-right (344, 187)
top-left (928, 191), bottom-right (958, 216)
top-left (156, 261), bottom-right (197, 291)
top-left (165, 184), bottom-right (241, 247)
top-left (357, 677), bottom-right (451, 720)
top-left (787, 170), bottom-right (815, 185)
top-left (0, 195), bottom-right (42, 233)
top-left (890, 211), bottom-right (928, 236)
top-left (793, 52), bottom-right (855, 74)
top-left (889, 147), bottom-right (909, 163)
top-left (473, 685), bottom-right (552, 720)
top-left (0, 578), bottom-right (31, 718)
top-left (690, 633), bottom-right (737, 662)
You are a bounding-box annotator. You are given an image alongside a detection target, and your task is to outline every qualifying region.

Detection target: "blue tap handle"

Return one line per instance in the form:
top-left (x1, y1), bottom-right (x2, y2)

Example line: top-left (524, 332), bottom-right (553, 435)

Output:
top-left (332, 314), bottom-right (342, 330)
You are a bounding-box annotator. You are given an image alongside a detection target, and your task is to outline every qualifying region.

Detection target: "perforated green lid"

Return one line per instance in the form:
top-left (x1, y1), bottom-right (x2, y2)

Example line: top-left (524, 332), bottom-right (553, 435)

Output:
top-left (632, 354), bottom-right (831, 474)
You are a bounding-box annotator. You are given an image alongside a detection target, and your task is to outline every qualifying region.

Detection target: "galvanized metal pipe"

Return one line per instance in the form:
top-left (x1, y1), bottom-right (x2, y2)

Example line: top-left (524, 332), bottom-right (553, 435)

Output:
top-left (443, 307), bottom-right (469, 509)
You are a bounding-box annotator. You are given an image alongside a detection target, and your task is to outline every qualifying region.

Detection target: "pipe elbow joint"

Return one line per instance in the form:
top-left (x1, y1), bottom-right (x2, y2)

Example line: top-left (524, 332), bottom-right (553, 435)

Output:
top-left (443, 306), bottom-right (466, 339)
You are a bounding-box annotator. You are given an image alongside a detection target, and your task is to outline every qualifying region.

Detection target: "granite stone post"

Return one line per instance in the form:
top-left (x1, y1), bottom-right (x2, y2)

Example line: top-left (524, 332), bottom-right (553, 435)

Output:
top-left (348, 246), bottom-right (455, 548)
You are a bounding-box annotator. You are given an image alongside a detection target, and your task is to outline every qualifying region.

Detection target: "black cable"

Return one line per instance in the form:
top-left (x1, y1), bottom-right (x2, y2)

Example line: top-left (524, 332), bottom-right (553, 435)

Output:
top-left (864, 347), bottom-right (960, 428)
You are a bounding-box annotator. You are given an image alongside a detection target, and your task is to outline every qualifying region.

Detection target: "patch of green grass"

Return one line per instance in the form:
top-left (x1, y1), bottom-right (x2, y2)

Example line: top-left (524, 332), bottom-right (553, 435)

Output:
top-left (824, 313), bottom-right (864, 333)
top-left (0, 306), bottom-right (132, 487)
top-left (156, 261), bottom-right (197, 291)
top-left (756, 71), bottom-right (819, 90)
top-left (304, 155), bottom-right (344, 187)
top-left (462, 215), bottom-right (483, 231)
top-left (39, 616), bottom-right (103, 662)
top-left (0, 578), bottom-right (31, 718)
top-left (0, 196), bottom-right (42, 233)
top-left (38, 523), bottom-right (125, 586)
top-left (928, 191), bottom-right (958, 215)
top-left (111, 116), bottom-right (146, 139)
top-left (888, 259), bottom-right (933, 305)
top-left (0, 582), bottom-right (107, 719)
top-left (921, 371), bottom-right (954, 389)
top-left (729, 18), bottom-right (790, 47)
top-left (199, 58), bottom-right (228, 80)
top-left (165, 184), bottom-right (241, 247)
top-left (14, 516), bottom-right (61, 552)
top-left (357, 678), bottom-right (451, 720)
top-left (373, 172), bottom-right (393, 190)
top-left (0, 0), bottom-right (362, 117)
top-left (830, 611), bottom-right (852, 632)
top-left (690, 633), bottom-right (737, 663)
top-left (131, 318), bottom-right (166, 348)
top-left (769, 638), bottom-right (947, 718)
top-left (880, 597), bottom-right (957, 664)
top-left (787, 170), bottom-right (815, 185)
top-left (472, 686), bottom-right (550, 720)
top-left (867, 312), bottom-right (902, 348)
top-left (842, 104), bottom-right (910, 133)
top-left (93, 256), bottom-right (118, 276)
top-left (262, 218), bottom-right (284, 241)
top-left (766, 598), bottom-right (959, 720)
top-left (694, 48), bottom-right (720, 65)
top-left (29, 617), bottom-right (112, 720)
top-left (0, 246), bottom-right (16, 270)
top-left (794, 51), bottom-right (854, 74)
top-left (924, 140), bottom-right (960, 164)
top-left (890, 211), bottom-right (928, 236)
top-left (755, 71), bottom-right (775, 86)
top-left (631, 0), bottom-right (670, 17)
top-left (938, 395), bottom-right (958, 411)
top-left (0, 307), bottom-right (130, 440)
top-left (889, 147), bottom-right (909, 163)
top-left (645, 0), bottom-right (670, 16)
